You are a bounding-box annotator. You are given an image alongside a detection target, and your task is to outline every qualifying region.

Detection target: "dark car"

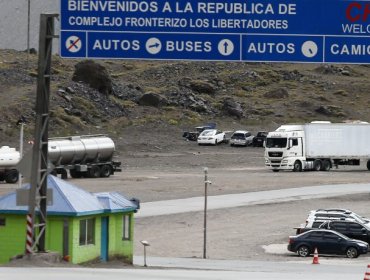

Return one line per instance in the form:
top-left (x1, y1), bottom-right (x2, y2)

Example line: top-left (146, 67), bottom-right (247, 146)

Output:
top-left (182, 123), bottom-right (216, 141)
top-left (252, 131), bottom-right (268, 147)
top-left (319, 220), bottom-right (370, 245)
top-left (288, 229), bottom-right (368, 258)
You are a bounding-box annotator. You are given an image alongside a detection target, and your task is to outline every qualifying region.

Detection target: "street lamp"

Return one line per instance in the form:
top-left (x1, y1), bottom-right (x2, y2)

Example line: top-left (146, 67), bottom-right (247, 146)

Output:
top-left (16, 116), bottom-right (26, 188)
top-left (203, 167), bottom-right (212, 259)
top-left (140, 240), bottom-right (150, 267)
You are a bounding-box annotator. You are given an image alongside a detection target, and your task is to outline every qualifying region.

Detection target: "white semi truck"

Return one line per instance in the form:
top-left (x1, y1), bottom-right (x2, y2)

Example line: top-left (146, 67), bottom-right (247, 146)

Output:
top-left (0, 134), bottom-right (121, 183)
top-left (264, 122), bottom-right (370, 172)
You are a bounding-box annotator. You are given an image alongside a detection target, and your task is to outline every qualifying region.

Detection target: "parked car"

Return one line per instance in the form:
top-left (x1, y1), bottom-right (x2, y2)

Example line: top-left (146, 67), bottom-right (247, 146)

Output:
top-left (315, 208), bottom-right (370, 222)
top-left (295, 218), bottom-right (354, 234)
top-left (230, 130), bottom-right (254, 147)
top-left (288, 229), bottom-right (369, 258)
top-left (183, 123), bottom-right (217, 141)
top-left (306, 209), bottom-right (370, 225)
top-left (197, 129), bottom-right (226, 145)
top-left (295, 209), bottom-right (370, 234)
top-left (252, 131), bottom-right (268, 147)
top-left (318, 220), bottom-right (370, 245)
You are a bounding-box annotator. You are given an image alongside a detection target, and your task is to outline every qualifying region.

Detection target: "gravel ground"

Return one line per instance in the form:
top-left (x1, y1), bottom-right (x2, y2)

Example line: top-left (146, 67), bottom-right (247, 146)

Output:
top-left (2, 138), bottom-right (370, 263)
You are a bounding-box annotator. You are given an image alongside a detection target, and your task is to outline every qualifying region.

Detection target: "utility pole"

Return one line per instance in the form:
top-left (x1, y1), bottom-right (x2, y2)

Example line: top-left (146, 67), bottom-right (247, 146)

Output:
top-left (27, 14), bottom-right (58, 254)
top-left (26, 0), bottom-right (31, 67)
top-left (203, 167), bottom-right (211, 259)
top-left (17, 116), bottom-right (26, 188)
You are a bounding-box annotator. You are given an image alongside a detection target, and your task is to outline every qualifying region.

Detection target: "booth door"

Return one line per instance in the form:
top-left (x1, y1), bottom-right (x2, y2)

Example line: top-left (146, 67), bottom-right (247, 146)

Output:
top-left (101, 217), bottom-right (109, 261)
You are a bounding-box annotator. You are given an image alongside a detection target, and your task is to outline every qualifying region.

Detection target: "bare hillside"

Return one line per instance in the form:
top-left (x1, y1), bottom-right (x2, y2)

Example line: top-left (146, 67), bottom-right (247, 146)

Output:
top-left (0, 49), bottom-right (369, 148)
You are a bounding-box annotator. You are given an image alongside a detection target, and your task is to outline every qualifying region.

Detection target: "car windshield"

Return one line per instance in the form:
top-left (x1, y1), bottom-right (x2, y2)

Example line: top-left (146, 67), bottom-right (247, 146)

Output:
top-left (265, 138), bottom-right (287, 148)
top-left (231, 133), bottom-right (245, 139)
top-left (200, 130), bottom-right (215, 136)
top-left (257, 132), bottom-right (266, 137)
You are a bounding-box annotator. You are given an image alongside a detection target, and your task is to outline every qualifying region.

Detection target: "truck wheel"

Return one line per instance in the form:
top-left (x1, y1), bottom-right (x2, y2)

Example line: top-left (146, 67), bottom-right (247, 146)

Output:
top-left (60, 169), bottom-right (68, 180)
top-left (322, 160), bottom-right (331, 171)
top-left (100, 165), bottom-right (112, 178)
top-left (293, 161), bottom-right (302, 172)
top-left (87, 166), bottom-right (101, 178)
top-left (367, 160), bottom-right (370, 171)
top-left (313, 160), bottom-right (322, 171)
top-left (5, 170), bottom-right (19, 184)
top-left (70, 169), bottom-right (82, 179)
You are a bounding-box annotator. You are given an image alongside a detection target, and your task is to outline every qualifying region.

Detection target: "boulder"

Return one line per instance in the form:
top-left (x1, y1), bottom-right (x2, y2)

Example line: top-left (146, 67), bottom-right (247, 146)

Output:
top-left (72, 60), bottom-right (113, 95)
top-left (138, 92), bottom-right (168, 107)
top-left (189, 80), bottom-right (216, 94)
top-left (315, 105), bottom-right (346, 117)
top-left (222, 98), bottom-right (243, 118)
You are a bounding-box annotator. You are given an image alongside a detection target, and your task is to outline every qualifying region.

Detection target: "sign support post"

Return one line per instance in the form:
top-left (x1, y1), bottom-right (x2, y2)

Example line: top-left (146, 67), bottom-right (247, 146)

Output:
top-left (27, 13), bottom-right (58, 254)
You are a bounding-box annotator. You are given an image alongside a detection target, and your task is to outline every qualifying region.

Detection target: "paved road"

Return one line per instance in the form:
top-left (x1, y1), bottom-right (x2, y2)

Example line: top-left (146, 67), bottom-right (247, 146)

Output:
top-left (137, 183), bottom-right (370, 217)
top-left (0, 261), bottom-right (367, 280)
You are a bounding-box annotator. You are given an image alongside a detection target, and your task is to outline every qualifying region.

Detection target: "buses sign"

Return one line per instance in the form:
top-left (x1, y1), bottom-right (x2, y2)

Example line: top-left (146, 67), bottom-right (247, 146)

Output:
top-left (60, 0), bottom-right (370, 63)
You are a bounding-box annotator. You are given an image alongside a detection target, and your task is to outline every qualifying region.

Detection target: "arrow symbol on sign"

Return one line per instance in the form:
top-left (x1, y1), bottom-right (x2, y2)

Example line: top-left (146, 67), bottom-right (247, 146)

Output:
top-left (223, 41), bottom-right (229, 54)
top-left (149, 43), bottom-right (160, 49)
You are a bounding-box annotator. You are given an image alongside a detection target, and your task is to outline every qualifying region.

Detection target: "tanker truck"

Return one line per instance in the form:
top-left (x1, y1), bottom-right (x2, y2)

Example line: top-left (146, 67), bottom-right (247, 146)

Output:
top-left (264, 122), bottom-right (370, 172)
top-left (0, 146), bottom-right (20, 183)
top-left (0, 135), bottom-right (121, 183)
top-left (48, 134), bottom-right (121, 179)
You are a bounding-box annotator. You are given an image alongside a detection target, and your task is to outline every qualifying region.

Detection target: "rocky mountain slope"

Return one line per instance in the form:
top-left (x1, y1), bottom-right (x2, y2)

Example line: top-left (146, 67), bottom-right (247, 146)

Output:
top-left (0, 49), bottom-right (370, 148)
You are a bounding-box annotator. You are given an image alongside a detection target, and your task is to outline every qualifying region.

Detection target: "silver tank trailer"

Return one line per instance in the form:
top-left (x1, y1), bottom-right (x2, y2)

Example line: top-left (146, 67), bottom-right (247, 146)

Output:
top-left (48, 135), bottom-right (115, 166)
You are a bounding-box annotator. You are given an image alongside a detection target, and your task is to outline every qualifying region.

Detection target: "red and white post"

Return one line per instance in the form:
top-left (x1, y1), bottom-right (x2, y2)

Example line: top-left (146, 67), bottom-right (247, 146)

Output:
top-left (25, 214), bottom-right (33, 254)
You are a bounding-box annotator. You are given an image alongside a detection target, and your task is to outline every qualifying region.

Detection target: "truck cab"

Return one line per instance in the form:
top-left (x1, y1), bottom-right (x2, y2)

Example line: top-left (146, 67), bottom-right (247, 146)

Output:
top-left (264, 125), bottom-right (305, 172)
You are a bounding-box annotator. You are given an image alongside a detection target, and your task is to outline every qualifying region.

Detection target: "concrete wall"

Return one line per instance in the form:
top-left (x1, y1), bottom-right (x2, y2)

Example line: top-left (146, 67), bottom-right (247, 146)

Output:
top-left (46, 217), bottom-right (65, 255)
top-left (0, 0), bottom-right (59, 51)
top-left (0, 215), bottom-right (26, 263)
top-left (69, 213), bottom-right (135, 264)
top-left (69, 215), bottom-right (101, 264)
top-left (109, 213), bottom-right (135, 263)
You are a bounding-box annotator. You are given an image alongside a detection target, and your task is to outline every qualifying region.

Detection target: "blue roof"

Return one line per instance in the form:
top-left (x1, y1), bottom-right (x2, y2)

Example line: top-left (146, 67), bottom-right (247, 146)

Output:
top-left (0, 176), bottom-right (139, 216)
top-left (94, 192), bottom-right (138, 213)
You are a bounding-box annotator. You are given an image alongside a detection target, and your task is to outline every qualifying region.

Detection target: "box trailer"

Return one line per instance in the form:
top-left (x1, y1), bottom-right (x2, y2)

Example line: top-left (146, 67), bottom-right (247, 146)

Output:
top-left (264, 122), bottom-right (370, 172)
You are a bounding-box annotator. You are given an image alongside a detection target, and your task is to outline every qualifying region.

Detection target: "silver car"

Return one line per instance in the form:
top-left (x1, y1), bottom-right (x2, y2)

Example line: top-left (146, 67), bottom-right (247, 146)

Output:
top-left (230, 130), bottom-right (254, 147)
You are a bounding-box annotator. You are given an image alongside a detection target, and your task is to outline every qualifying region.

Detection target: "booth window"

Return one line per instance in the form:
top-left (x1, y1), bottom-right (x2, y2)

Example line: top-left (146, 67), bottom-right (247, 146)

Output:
top-left (79, 218), bottom-right (95, 245)
top-left (122, 215), bottom-right (131, 240)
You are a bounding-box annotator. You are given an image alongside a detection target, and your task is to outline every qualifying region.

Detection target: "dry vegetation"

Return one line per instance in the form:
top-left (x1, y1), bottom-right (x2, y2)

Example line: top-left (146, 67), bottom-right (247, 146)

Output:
top-left (0, 49), bottom-right (370, 146)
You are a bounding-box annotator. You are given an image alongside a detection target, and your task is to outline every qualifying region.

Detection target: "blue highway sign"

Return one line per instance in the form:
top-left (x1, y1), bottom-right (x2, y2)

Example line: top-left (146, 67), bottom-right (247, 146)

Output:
top-left (60, 0), bottom-right (370, 63)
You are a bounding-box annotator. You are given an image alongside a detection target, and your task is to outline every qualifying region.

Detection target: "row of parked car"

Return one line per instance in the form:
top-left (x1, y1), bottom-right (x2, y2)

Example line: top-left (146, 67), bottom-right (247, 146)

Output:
top-left (182, 124), bottom-right (268, 147)
top-left (288, 208), bottom-right (370, 258)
